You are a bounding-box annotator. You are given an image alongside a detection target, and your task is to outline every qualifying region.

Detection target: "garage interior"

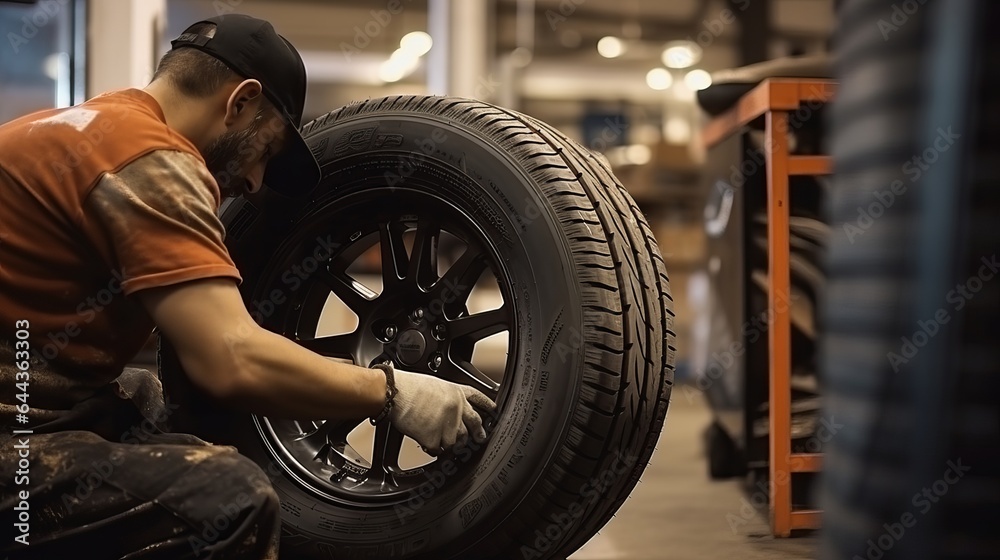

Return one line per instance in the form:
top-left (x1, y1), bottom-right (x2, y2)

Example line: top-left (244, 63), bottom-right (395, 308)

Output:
top-left (2, 0), bottom-right (997, 559)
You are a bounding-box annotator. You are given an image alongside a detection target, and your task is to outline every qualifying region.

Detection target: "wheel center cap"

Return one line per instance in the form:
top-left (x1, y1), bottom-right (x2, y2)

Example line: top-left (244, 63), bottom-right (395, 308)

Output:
top-left (395, 329), bottom-right (426, 366)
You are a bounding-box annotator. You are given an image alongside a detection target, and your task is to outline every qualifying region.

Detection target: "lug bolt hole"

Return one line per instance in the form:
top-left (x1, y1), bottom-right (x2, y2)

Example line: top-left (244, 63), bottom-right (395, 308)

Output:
top-left (433, 324), bottom-right (447, 340)
top-left (383, 325), bottom-right (397, 341)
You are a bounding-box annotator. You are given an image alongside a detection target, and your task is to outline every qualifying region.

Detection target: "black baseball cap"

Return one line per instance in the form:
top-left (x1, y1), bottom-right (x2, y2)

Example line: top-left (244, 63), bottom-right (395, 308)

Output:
top-left (170, 14), bottom-right (321, 196)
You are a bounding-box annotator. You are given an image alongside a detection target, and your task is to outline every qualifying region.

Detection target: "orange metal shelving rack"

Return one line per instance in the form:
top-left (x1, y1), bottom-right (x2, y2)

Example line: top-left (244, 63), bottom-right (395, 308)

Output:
top-left (703, 78), bottom-right (836, 537)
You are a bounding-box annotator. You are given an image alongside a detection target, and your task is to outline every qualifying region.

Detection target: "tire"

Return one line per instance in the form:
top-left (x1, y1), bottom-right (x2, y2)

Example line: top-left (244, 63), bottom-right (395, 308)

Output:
top-left (158, 95), bottom-right (675, 559)
top-left (821, 1), bottom-right (1000, 558)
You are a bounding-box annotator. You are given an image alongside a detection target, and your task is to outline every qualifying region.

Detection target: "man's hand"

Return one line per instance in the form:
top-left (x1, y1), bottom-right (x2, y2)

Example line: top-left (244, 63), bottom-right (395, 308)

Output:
top-left (388, 366), bottom-right (496, 454)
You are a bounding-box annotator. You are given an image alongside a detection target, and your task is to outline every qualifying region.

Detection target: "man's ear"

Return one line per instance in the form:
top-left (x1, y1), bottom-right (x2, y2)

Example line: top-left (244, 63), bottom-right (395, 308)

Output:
top-left (224, 79), bottom-right (263, 127)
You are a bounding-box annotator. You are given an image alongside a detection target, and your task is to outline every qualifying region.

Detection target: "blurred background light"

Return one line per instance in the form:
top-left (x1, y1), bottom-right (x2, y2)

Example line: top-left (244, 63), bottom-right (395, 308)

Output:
top-left (684, 69), bottom-right (712, 91)
top-left (665, 116), bottom-right (692, 144)
top-left (597, 36), bottom-right (625, 58)
top-left (645, 67), bottom-right (673, 90)
top-left (626, 144), bottom-right (652, 165)
top-left (399, 31), bottom-right (433, 56)
top-left (379, 33), bottom-right (434, 83)
top-left (379, 48), bottom-right (421, 82)
top-left (661, 40), bottom-right (702, 68)
top-left (43, 53), bottom-right (63, 81)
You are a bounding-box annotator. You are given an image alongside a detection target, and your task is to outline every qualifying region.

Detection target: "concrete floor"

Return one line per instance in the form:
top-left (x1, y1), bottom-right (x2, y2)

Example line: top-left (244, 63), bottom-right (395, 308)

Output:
top-left (139, 353), bottom-right (820, 559)
top-left (569, 387), bottom-right (818, 560)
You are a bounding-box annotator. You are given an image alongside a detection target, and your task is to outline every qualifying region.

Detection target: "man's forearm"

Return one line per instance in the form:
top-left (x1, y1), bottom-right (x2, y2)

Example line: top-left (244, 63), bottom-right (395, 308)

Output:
top-left (224, 324), bottom-right (387, 420)
top-left (138, 278), bottom-right (388, 419)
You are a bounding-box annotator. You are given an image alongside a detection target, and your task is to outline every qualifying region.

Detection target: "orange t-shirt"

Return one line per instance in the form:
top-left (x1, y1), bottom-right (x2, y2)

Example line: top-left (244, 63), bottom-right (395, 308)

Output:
top-left (0, 89), bottom-right (241, 425)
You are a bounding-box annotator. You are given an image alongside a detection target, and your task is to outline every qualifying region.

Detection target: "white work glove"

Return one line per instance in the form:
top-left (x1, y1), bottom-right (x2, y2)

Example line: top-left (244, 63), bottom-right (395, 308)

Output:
top-left (385, 364), bottom-right (496, 455)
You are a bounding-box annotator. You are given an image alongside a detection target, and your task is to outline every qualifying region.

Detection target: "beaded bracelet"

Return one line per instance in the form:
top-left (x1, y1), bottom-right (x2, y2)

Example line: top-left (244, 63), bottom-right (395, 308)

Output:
top-left (369, 362), bottom-right (398, 425)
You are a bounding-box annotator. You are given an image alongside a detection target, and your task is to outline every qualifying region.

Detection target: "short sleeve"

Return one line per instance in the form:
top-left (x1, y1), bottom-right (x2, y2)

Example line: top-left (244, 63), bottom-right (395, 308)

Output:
top-left (82, 150), bottom-right (242, 294)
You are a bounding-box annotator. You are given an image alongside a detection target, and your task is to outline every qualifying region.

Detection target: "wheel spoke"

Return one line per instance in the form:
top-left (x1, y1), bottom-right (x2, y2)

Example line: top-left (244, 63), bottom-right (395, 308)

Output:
top-left (369, 421), bottom-right (405, 475)
top-left (292, 419), bottom-right (322, 436)
top-left (291, 283), bottom-right (333, 343)
top-left (328, 441), bottom-right (370, 470)
top-left (292, 417), bottom-right (360, 451)
top-left (407, 218), bottom-right (439, 289)
top-left (443, 357), bottom-right (500, 395)
top-left (296, 333), bottom-right (356, 360)
top-left (320, 419), bottom-right (370, 469)
top-left (379, 221), bottom-right (409, 285)
top-left (292, 420), bottom-right (330, 448)
top-left (327, 419), bottom-right (363, 443)
top-left (315, 267), bottom-right (373, 314)
top-left (436, 246), bottom-right (488, 315)
top-left (448, 307), bottom-right (509, 342)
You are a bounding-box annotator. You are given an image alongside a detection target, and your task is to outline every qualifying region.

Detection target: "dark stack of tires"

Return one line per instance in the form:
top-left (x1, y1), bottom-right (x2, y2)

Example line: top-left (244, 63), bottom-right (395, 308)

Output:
top-left (821, 1), bottom-right (1000, 558)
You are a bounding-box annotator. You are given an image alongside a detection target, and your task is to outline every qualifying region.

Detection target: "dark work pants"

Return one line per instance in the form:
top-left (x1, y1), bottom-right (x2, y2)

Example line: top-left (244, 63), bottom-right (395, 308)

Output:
top-left (0, 375), bottom-right (280, 559)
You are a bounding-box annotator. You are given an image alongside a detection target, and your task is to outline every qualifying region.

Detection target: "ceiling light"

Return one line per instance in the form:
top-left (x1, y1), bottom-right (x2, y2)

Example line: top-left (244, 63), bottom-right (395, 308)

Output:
top-left (597, 36), bottom-right (625, 58)
top-left (380, 49), bottom-right (420, 82)
top-left (399, 31), bottom-right (433, 56)
top-left (379, 61), bottom-right (407, 83)
top-left (645, 68), bottom-right (673, 90)
top-left (390, 49), bottom-right (420, 69)
top-left (684, 69), bottom-right (712, 90)
top-left (661, 40), bottom-right (702, 69)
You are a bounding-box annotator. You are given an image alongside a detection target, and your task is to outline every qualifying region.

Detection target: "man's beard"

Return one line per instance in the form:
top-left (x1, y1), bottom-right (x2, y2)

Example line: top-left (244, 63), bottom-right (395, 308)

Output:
top-left (204, 110), bottom-right (266, 198)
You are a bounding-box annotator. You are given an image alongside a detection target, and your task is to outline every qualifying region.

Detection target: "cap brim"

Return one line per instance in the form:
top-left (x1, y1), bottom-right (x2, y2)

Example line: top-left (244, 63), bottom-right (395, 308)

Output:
top-left (262, 121), bottom-right (321, 197)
